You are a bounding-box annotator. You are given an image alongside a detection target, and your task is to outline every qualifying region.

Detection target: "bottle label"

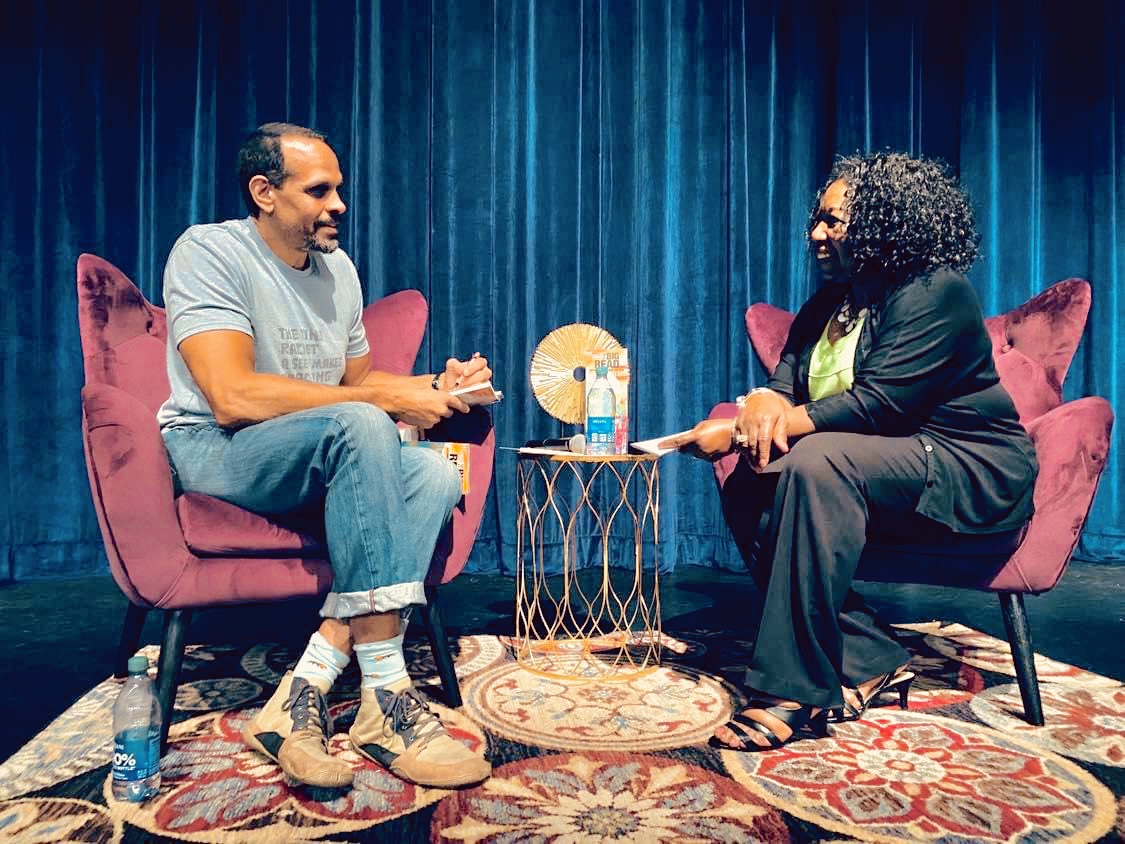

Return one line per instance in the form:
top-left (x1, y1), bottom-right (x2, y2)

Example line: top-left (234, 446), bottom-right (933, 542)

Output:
top-left (113, 729), bottom-right (159, 782)
top-left (585, 416), bottom-right (615, 455)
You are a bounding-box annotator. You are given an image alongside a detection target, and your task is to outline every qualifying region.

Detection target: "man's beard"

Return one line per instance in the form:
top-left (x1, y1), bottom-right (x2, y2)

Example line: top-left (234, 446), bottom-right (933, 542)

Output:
top-left (305, 224), bottom-right (340, 254)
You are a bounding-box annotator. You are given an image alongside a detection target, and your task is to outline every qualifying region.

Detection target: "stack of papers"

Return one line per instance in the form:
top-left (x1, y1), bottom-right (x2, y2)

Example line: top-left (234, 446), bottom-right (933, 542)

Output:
top-left (628, 432), bottom-right (692, 457)
top-left (451, 380), bottom-right (503, 407)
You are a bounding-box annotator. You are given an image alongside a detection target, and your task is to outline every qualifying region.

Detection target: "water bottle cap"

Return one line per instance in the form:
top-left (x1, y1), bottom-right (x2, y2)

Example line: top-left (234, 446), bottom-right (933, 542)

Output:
top-left (126, 656), bottom-right (150, 675)
top-left (595, 364), bottom-right (608, 376)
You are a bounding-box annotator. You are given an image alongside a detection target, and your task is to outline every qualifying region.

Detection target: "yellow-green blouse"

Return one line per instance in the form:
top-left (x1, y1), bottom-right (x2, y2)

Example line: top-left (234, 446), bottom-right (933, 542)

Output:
top-left (807, 315), bottom-right (866, 401)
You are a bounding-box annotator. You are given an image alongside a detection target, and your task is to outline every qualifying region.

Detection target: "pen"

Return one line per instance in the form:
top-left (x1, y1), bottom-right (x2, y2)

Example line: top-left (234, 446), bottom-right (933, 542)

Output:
top-left (453, 352), bottom-right (481, 389)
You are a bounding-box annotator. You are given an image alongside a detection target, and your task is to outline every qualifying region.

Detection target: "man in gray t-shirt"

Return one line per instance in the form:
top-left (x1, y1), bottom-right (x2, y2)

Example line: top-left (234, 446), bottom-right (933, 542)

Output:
top-left (160, 122), bottom-right (491, 790)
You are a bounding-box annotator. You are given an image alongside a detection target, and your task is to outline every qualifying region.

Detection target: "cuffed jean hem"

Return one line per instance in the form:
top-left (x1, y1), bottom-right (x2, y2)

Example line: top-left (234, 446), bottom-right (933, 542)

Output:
top-left (320, 582), bottom-right (426, 619)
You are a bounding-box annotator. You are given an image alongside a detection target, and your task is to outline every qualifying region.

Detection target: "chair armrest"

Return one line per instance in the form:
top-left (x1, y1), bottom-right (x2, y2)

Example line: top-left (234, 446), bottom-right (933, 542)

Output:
top-left (81, 382), bottom-right (195, 606)
top-left (1001, 396), bottom-right (1114, 592)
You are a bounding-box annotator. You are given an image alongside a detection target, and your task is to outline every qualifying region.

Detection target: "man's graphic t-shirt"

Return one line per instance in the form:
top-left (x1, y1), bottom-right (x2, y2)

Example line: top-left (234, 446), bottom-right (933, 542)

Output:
top-left (158, 217), bottom-right (369, 429)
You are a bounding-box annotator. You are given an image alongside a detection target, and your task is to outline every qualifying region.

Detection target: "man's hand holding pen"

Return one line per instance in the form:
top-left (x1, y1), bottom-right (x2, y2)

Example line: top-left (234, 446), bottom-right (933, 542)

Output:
top-left (443, 352), bottom-right (491, 391)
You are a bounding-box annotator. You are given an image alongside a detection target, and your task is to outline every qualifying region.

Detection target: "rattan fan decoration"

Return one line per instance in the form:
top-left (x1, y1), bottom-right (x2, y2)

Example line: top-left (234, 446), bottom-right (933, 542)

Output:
top-left (530, 323), bottom-right (623, 423)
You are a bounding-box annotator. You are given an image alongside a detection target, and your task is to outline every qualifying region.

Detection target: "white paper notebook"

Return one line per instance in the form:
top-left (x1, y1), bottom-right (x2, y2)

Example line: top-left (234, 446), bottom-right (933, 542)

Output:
top-left (450, 380), bottom-right (504, 407)
top-left (628, 431), bottom-right (693, 457)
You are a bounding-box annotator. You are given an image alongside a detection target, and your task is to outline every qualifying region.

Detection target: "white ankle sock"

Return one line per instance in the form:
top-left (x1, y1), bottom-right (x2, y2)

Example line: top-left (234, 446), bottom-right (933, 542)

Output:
top-left (354, 633), bottom-right (409, 690)
top-left (292, 631), bottom-right (351, 693)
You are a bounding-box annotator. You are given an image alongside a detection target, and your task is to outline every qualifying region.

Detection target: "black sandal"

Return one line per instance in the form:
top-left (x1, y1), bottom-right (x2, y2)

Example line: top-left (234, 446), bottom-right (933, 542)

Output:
top-left (829, 669), bottom-right (915, 723)
top-left (711, 700), bottom-right (830, 752)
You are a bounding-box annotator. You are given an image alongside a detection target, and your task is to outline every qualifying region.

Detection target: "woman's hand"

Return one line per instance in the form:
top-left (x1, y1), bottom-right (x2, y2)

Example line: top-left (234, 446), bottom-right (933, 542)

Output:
top-left (659, 418), bottom-right (736, 460)
top-left (736, 389), bottom-right (793, 470)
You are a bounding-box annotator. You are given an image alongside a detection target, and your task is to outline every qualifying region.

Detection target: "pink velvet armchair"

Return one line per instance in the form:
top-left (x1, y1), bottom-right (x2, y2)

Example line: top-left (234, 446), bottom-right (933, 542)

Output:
top-left (711, 279), bottom-right (1113, 725)
top-left (77, 253), bottom-right (494, 748)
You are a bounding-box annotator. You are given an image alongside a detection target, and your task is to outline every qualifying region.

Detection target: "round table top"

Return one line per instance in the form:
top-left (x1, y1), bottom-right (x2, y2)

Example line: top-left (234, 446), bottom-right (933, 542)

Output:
top-left (515, 449), bottom-right (661, 463)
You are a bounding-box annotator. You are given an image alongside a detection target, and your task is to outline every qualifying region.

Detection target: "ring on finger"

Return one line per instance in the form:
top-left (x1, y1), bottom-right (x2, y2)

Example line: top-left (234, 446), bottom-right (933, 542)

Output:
top-left (730, 420), bottom-right (750, 447)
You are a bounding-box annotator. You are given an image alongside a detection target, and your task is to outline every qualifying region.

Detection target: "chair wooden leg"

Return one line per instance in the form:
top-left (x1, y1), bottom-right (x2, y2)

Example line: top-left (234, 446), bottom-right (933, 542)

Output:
top-left (421, 585), bottom-right (462, 708)
top-left (114, 603), bottom-right (149, 679)
top-left (998, 593), bottom-right (1045, 726)
top-left (155, 609), bottom-right (193, 753)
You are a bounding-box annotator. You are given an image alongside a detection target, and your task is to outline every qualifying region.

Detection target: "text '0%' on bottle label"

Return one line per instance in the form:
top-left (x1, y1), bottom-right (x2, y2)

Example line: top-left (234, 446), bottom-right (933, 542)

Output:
top-left (113, 732), bottom-right (159, 781)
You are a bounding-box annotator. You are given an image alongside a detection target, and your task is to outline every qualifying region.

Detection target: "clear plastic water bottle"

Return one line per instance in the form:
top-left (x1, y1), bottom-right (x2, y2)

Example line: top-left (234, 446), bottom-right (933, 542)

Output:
top-left (585, 365), bottom-right (616, 456)
top-left (111, 655), bottom-right (162, 802)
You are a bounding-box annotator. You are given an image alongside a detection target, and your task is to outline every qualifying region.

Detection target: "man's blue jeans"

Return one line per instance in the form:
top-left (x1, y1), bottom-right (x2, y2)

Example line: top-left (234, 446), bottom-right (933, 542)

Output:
top-left (162, 402), bottom-right (463, 619)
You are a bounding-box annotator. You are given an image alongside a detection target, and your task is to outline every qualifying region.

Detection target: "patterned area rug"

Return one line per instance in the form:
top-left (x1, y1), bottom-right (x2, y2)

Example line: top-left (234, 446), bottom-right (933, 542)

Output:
top-left (1, 623), bottom-right (1121, 842)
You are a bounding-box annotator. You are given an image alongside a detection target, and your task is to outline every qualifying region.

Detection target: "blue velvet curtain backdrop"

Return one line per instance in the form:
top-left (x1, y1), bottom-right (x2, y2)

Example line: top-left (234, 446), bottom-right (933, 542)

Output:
top-left (2, 0), bottom-right (1121, 581)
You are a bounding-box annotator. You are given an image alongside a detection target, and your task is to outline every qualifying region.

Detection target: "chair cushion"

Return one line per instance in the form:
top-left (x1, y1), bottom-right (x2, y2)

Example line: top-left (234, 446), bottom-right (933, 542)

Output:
top-left (165, 555), bottom-right (333, 609)
top-left (176, 492), bottom-right (327, 558)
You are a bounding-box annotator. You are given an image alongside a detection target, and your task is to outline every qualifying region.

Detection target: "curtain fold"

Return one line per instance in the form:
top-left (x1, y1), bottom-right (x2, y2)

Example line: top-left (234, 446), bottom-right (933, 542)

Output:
top-left (1, 0), bottom-right (1121, 580)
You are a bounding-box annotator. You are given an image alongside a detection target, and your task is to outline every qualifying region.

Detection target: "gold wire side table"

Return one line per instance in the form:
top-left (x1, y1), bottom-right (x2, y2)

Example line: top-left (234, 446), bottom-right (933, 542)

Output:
top-left (514, 452), bottom-right (662, 679)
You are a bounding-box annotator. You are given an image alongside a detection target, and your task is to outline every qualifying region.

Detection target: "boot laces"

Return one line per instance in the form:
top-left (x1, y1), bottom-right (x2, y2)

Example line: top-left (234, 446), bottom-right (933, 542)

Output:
top-left (384, 687), bottom-right (445, 750)
top-left (283, 679), bottom-right (332, 743)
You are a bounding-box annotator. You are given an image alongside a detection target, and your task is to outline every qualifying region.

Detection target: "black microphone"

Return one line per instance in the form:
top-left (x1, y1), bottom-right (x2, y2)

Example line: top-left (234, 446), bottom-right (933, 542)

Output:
top-left (524, 433), bottom-right (587, 453)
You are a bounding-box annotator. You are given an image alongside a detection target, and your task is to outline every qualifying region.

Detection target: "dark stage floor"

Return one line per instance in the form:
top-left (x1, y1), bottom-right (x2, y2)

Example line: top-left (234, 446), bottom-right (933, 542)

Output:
top-left (1, 563), bottom-right (1122, 763)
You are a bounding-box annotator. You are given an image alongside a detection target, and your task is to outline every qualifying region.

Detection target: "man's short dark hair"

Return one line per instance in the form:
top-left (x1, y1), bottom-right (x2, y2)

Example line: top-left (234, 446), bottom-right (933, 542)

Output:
top-left (237, 123), bottom-right (329, 217)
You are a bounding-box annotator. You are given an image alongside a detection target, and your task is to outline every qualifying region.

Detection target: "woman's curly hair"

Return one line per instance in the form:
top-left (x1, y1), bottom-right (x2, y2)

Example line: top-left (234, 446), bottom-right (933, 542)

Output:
top-left (809, 151), bottom-right (980, 287)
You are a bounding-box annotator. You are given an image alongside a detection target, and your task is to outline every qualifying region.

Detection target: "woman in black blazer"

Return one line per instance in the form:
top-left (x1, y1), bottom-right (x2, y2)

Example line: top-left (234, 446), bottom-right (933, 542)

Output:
top-left (664, 151), bottom-right (1038, 752)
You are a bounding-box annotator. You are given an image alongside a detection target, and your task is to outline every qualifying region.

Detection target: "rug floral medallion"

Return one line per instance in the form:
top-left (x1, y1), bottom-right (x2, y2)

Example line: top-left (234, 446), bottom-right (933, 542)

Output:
top-left (721, 710), bottom-right (1115, 843)
top-left (429, 751), bottom-right (792, 842)
top-left (1, 625), bottom-right (1121, 843)
top-left (971, 682), bottom-right (1125, 768)
top-left (460, 660), bottom-right (736, 752)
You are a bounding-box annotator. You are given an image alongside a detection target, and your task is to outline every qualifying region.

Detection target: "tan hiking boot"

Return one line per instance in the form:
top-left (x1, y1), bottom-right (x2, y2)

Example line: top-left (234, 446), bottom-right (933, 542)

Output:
top-left (349, 680), bottom-right (491, 788)
top-left (242, 671), bottom-right (353, 788)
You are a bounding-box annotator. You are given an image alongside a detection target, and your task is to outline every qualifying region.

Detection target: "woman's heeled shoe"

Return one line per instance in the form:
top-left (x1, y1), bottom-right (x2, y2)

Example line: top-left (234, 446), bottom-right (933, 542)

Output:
top-left (829, 669), bottom-right (915, 723)
top-left (711, 701), bottom-right (831, 752)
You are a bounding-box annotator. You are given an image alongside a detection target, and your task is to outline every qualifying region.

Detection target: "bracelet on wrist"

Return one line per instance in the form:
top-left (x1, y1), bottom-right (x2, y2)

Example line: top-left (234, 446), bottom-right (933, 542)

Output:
top-left (735, 387), bottom-right (774, 408)
top-left (431, 373), bottom-right (442, 390)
